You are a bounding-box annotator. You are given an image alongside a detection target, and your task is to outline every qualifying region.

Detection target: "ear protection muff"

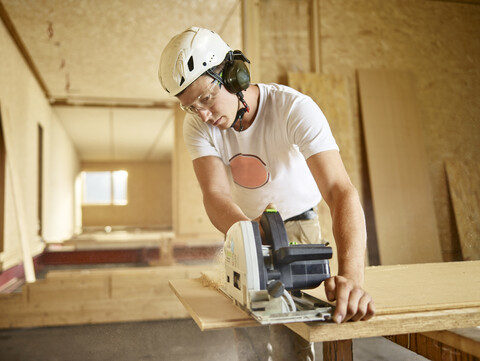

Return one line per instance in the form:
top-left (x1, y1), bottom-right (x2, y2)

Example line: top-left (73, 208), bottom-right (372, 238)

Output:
top-left (205, 50), bottom-right (251, 132)
top-left (221, 50), bottom-right (251, 94)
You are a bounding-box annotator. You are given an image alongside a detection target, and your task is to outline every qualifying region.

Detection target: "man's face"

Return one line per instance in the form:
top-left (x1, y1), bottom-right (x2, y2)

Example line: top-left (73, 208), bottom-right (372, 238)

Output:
top-left (177, 75), bottom-right (238, 130)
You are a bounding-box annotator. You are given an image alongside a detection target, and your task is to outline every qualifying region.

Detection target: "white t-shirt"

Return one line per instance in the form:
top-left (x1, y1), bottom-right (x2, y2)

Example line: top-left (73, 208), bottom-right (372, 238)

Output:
top-left (183, 83), bottom-right (339, 220)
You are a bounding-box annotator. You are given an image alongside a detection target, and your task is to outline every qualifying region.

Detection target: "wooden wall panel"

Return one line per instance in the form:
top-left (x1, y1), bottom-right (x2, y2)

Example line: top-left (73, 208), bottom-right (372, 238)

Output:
top-left (288, 72), bottom-right (361, 272)
top-left (446, 161), bottom-right (480, 261)
top-left (258, 0), bottom-right (312, 84)
top-left (319, 0), bottom-right (480, 260)
top-left (357, 69), bottom-right (442, 265)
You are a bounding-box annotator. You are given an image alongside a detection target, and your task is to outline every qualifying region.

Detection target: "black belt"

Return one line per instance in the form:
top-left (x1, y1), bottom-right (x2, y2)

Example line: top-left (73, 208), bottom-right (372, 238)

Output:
top-left (284, 208), bottom-right (316, 222)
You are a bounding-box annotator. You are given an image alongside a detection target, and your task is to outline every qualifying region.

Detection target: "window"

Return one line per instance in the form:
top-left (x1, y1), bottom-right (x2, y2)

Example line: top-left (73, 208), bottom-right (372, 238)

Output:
top-left (82, 170), bottom-right (128, 205)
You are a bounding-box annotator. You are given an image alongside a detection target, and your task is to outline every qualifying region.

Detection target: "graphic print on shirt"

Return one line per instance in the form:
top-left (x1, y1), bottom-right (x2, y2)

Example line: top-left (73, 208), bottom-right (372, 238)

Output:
top-left (229, 154), bottom-right (270, 189)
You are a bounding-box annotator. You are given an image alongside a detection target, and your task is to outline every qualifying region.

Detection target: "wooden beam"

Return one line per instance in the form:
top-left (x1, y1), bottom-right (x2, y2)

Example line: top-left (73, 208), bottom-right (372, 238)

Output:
top-left (242, 0), bottom-right (261, 82)
top-left (387, 331), bottom-right (480, 361)
top-left (309, 0), bottom-right (321, 73)
top-left (323, 340), bottom-right (353, 361)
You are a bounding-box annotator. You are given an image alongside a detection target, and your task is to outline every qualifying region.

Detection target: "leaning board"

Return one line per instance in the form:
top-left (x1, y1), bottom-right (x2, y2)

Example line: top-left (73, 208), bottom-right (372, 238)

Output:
top-left (169, 261), bottom-right (480, 335)
top-left (357, 69), bottom-right (442, 265)
top-left (445, 160), bottom-right (480, 261)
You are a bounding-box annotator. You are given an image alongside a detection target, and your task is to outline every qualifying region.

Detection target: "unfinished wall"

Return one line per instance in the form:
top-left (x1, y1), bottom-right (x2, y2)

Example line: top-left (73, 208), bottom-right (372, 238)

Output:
top-left (319, 0), bottom-right (480, 261)
top-left (81, 161), bottom-right (172, 229)
top-left (0, 19), bottom-right (79, 269)
top-left (257, 0), bottom-right (480, 262)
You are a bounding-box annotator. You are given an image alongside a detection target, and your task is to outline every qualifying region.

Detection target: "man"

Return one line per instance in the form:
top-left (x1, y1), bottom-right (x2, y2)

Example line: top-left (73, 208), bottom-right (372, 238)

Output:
top-left (159, 27), bottom-right (375, 361)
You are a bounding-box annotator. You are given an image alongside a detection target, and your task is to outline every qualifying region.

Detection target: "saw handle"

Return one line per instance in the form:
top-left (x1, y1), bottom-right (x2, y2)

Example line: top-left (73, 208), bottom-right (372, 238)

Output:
top-left (275, 245), bottom-right (332, 266)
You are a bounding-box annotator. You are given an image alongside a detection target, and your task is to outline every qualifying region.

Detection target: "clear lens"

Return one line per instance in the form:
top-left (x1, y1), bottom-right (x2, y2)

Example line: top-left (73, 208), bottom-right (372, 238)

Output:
top-left (180, 80), bottom-right (220, 115)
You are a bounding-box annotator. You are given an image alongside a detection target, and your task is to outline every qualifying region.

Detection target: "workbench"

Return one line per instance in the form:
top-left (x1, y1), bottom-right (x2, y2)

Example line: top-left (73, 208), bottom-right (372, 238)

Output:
top-left (169, 261), bottom-right (480, 360)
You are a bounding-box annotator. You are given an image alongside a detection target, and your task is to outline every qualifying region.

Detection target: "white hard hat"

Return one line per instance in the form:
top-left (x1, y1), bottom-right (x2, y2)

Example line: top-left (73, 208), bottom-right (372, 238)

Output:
top-left (158, 27), bottom-right (232, 95)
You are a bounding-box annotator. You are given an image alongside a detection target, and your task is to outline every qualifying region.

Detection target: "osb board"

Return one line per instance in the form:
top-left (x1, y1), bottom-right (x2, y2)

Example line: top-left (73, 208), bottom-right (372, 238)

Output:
top-left (357, 69), bottom-right (442, 265)
top-left (319, 1), bottom-right (480, 261)
top-left (445, 161), bottom-right (480, 260)
top-left (169, 261), bottom-right (480, 337)
top-left (258, 0), bottom-right (312, 84)
top-left (287, 72), bottom-right (359, 190)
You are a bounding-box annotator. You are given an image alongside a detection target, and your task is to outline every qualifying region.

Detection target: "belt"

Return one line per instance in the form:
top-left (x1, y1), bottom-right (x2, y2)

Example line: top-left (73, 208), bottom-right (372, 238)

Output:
top-left (284, 208), bottom-right (316, 222)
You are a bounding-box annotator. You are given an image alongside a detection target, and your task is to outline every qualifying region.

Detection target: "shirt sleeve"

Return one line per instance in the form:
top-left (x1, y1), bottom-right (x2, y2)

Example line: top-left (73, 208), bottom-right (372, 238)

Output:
top-left (183, 115), bottom-right (221, 160)
top-left (286, 95), bottom-right (339, 159)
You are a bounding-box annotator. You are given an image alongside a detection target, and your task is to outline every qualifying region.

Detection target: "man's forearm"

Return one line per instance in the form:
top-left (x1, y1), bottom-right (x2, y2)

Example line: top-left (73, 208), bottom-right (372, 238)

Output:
top-left (203, 192), bottom-right (250, 234)
top-left (330, 187), bottom-right (367, 285)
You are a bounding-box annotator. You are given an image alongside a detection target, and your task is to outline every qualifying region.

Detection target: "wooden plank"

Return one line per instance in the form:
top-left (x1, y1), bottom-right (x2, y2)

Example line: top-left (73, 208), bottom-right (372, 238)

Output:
top-left (0, 297), bottom-right (188, 329)
top-left (169, 278), bottom-right (257, 330)
top-left (26, 276), bottom-right (110, 303)
top-left (306, 261), bottom-right (480, 315)
top-left (388, 332), bottom-right (480, 361)
top-left (446, 161), bottom-right (480, 261)
top-left (421, 329), bottom-right (480, 358)
top-left (287, 306), bottom-right (480, 343)
top-left (169, 261), bottom-right (480, 338)
top-left (357, 69), bottom-right (442, 265)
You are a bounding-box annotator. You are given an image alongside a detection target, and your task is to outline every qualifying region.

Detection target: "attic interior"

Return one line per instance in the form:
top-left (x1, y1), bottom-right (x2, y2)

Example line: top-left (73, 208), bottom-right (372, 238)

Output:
top-left (0, 0), bottom-right (479, 360)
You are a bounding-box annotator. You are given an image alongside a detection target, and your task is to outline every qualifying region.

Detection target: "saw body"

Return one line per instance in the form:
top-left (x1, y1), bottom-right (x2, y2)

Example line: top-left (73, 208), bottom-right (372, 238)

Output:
top-left (224, 210), bottom-right (334, 324)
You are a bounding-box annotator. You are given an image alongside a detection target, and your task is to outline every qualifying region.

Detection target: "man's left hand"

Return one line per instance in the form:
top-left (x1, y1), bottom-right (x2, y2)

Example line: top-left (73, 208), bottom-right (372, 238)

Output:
top-left (324, 275), bottom-right (375, 323)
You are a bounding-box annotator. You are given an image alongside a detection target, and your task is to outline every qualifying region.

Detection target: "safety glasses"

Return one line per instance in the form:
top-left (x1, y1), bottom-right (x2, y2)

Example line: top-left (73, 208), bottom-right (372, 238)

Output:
top-left (179, 79), bottom-right (221, 115)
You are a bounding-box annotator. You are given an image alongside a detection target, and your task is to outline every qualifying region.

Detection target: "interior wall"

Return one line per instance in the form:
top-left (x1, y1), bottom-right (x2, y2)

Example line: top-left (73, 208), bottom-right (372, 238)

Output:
top-left (258, 0), bottom-right (480, 262)
top-left (0, 19), bottom-right (79, 269)
top-left (42, 111), bottom-right (81, 242)
top-left (319, 0), bottom-right (480, 261)
top-left (81, 161), bottom-right (172, 229)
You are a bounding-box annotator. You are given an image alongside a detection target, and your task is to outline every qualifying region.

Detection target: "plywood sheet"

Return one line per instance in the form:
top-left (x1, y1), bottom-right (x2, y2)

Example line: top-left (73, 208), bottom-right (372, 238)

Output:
top-left (445, 160), bottom-right (480, 261)
top-left (169, 278), bottom-right (256, 330)
top-left (357, 69), bottom-right (442, 265)
top-left (169, 261), bottom-right (480, 334)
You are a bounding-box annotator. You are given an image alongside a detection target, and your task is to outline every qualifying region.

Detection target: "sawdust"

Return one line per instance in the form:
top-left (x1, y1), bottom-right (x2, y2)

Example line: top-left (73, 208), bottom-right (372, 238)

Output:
top-left (199, 247), bottom-right (226, 291)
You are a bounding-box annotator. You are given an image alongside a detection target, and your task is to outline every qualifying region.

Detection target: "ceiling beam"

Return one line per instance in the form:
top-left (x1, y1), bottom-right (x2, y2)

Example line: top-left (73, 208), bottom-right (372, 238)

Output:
top-left (51, 97), bottom-right (176, 109)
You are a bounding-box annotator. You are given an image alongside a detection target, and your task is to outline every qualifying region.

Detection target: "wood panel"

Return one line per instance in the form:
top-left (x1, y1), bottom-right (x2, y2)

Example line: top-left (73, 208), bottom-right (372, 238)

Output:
top-left (169, 261), bottom-right (480, 339)
top-left (357, 69), bottom-right (442, 265)
top-left (0, 264), bottom-right (212, 329)
top-left (307, 261), bottom-right (480, 315)
top-left (445, 160), bottom-right (480, 260)
top-left (287, 72), bottom-right (367, 270)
